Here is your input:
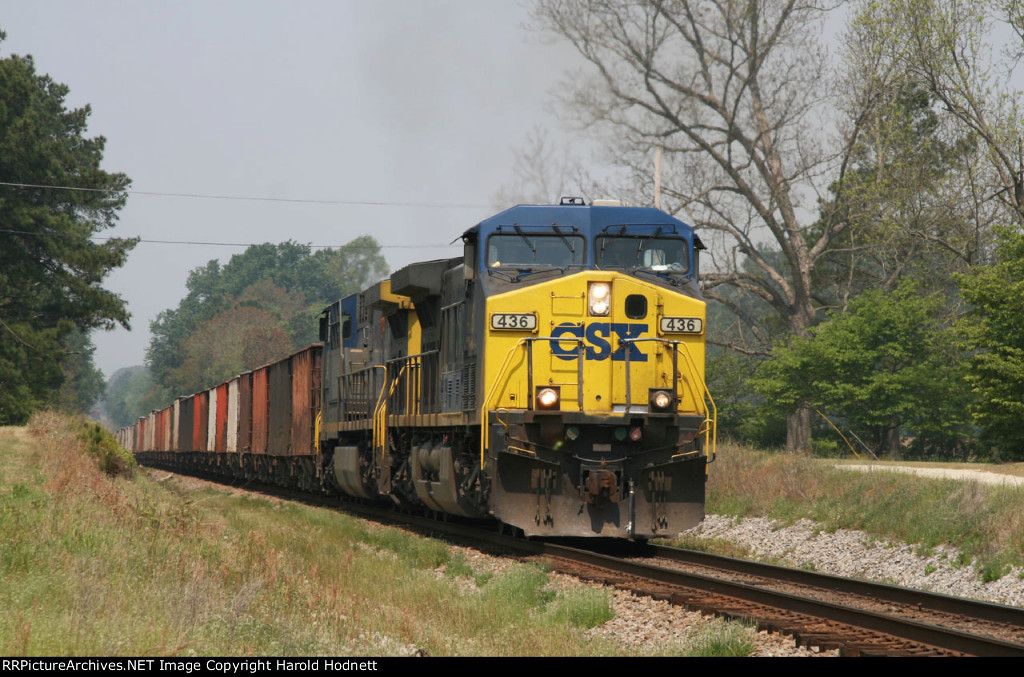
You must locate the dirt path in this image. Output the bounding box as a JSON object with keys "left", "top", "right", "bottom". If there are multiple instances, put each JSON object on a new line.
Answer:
{"left": 839, "top": 464, "right": 1024, "bottom": 486}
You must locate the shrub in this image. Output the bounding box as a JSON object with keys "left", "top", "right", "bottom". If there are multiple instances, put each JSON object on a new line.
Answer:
{"left": 75, "top": 419, "right": 135, "bottom": 477}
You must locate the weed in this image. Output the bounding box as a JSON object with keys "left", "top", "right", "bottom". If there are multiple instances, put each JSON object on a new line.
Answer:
{"left": 364, "top": 527, "right": 450, "bottom": 569}
{"left": 543, "top": 587, "right": 614, "bottom": 628}
{"left": 681, "top": 618, "right": 756, "bottom": 657}
{"left": 980, "top": 560, "right": 1010, "bottom": 583}
{"left": 923, "top": 564, "right": 936, "bottom": 576}
{"left": 480, "top": 566, "right": 553, "bottom": 610}
{"left": 443, "top": 552, "right": 475, "bottom": 580}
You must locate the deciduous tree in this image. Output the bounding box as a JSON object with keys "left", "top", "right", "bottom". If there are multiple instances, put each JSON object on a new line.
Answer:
{"left": 957, "top": 228, "right": 1024, "bottom": 459}
{"left": 147, "top": 239, "right": 388, "bottom": 396}
{"left": 532, "top": 0, "right": 876, "bottom": 449}
{"left": 754, "top": 284, "right": 969, "bottom": 457}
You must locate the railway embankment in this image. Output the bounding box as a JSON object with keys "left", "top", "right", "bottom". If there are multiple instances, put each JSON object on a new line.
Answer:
{"left": 680, "top": 445, "right": 1024, "bottom": 606}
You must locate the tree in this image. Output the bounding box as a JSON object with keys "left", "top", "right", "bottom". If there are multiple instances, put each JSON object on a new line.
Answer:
{"left": 0, "top": 34, "right": 136, "bottom": 424}
{"left": 532, "top": 1, "right": 1017, "bottom": 450}
{"left": 147, "top": 238, "right": 388, "bottom": 396}
{"left": 850, "top": 0, "right": 1024, "bottom": 230}
{"left": 102, "top": 366, "right": 165, "bottom": 430}
{"left": 957, "top": 228, "right": 1024, "bottom": 459}
{"left": 533, "top": 0, "right": 888, "bottom": 449}
{"left": 491, "top": 125, "right": 596, "bottom": 208}
{"left": 52, "top": 328, "right": 106, "bottom": 416}
{"left": 753, "top": 284, "right": 970, "bottom": 457}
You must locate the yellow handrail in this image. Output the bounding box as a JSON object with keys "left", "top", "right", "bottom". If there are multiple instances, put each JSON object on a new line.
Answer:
{"left": 479, "top": 339, "right": 528, "bottom": 467}
{"left": 674, "top": 341, "right": 717, "bottom": 461}
{"left": 370, "top": 365, "right": 388, "bottom": 459}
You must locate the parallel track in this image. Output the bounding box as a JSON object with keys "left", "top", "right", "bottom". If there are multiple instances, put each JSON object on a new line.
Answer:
{"left": 149, "top": 464, "right": 1024, "bottom": 656}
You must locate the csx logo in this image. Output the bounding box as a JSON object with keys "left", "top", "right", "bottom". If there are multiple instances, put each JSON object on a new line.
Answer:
{"left": 551, "top": 322, "right": 648, "bottom": 362}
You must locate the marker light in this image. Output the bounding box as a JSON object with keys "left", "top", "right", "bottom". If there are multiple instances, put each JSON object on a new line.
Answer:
{"left": 629, "top": 426, "right": 643, "bottom": 442}
{"left": 536, "top": 386, "right": 561, "bottom": 410}
{"left": 589, "top": 282, "right": 611, "bottom": 316}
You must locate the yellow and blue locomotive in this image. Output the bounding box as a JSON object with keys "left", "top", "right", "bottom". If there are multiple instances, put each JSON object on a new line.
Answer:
{"left": 319, "top": 198, "right": 715, "bottom": 538}
{"left": 125, "top": 199, "right": 714, "bottom": 539}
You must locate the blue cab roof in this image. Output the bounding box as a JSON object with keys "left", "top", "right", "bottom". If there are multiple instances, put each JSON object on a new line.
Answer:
{"left": 468, "top": 203, "right": 695, "bottom": 239}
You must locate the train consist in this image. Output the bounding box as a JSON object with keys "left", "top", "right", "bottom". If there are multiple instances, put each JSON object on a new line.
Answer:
{"left": 121, "top": 199, "right": 716, "bottom": 539}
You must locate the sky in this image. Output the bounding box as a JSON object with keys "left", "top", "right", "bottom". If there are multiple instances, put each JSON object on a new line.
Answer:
{"left": 2, "top": 1, "right": 584, "bottom": 376}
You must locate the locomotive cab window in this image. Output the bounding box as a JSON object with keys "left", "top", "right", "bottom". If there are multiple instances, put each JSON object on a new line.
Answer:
{"left": 487, "top": 233, "right": 585, "bottom": 269}
{"left": 597, "top": 235, "right": 690, "bottom": 275}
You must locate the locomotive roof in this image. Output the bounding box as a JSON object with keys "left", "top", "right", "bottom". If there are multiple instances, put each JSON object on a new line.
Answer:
{"left": 465, "top": 203, "right": 696, "bottom": 240}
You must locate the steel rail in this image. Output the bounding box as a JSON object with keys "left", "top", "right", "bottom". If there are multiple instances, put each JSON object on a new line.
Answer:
{"left": 646, "top": 544, "right": 1024, "bottom": 630}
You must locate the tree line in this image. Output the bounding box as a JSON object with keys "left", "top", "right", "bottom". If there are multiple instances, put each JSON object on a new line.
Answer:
{"left": 104, "top": 239, "right": 388, "bottom": 429}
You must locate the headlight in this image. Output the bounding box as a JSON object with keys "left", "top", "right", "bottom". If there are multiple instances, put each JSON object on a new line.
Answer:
{"left": 536, "top": 386, "right": 561, "bottom": 410}
{"left": 589, "top": 282, "right": 611, "bottom": 316}
{"left": 649, "top": 389, "right": 674, "bottom": 412}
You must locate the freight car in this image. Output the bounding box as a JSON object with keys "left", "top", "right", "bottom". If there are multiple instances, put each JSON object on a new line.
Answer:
{"left": 124, "top": 199, "right": 716, "bottom": 539}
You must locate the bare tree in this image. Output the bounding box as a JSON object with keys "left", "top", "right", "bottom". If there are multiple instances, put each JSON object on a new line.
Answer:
{"left": 533, "top": 0, "right": 875, "bottom": 450}
{"left": 491, "top": 125, "right": 597, "bottom": 209}
{"left": 872, "top": 0, "right": 1024, "bottom": 228}
{"left": 829, "top": 1, "right": 1004, "bottom": 292}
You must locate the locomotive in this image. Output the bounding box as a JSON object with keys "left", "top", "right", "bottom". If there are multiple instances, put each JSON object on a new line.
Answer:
{"left": 124, "top": 199, "right": 716, "bottom": 539}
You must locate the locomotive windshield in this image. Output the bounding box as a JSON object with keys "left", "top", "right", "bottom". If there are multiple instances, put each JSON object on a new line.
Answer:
{"left": 596, "top": 235, "right": 690, "bottom": 275}
{"left": 487, "top": 232, "right": 585, "bottom": 269}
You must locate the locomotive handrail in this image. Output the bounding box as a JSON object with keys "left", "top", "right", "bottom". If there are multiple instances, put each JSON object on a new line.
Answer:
{"left": 618, "top": 337, "right": 717, "bottom": 461}
{"left": 384, "top": 349, "right": 439, "bottom": 365}
{"left": 480, "top": 336, "right": 588, "bottom": 466}
{"left": 385, "top": 350, "right": 440, "bottom": 419}
{"left": 675, "top": 340, "right": 717, "bottom": 461}
{"left": 340, "top": 363, "right": 375, "bottom": 422}
{"left": 480, "top": 338, "right": 528, "bottom": 466}
{"left": 371, "top": 364, "right": 389, "bottom": 460}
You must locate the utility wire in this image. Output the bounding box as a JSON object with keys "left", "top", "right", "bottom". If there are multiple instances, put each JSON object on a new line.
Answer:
{"left": 0, "top": 181, "right": 490, "bottom": 210}
{"left": 0, "top": 228, "right": 458, "bottom": 249}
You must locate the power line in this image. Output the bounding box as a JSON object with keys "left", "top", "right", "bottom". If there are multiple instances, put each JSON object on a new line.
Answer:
{"left": 0, "top": 228, "right": 459, "bottom": 250}
{"left": 0, "top": 180, "right": 490, "bottom": 210}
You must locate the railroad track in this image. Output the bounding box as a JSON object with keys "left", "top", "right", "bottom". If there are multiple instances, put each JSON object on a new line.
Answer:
{"left": 524, "top": 540, "right": 1024, "bottom": 656}
{"left": 150, "top": 465, "right": 1024, "bottom": 656}
{"left": 341, "top": 506, "right": 1024, "bottom": 656}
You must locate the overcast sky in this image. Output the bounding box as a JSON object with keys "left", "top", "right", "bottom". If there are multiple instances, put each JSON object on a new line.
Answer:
{"left": 3, "top": 1, "right": 584, "bottom": 376}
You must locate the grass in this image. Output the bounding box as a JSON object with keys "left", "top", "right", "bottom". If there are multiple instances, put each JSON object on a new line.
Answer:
{"left": 0, "top": 413, "right": 750, "bottom": 657}
{"left": 678, "top": 618, "right": 757, "bottom": 657}
{"left": 694, "top": 441, "right": 1024, "bottom": 577}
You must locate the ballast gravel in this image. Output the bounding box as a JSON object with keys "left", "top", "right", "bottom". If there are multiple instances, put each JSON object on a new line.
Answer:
{"left": 575, "top": 509, "right": 1024, "bottom": 657}
{"left": 687, "top": 514, "right": 1024, "bottom": 608}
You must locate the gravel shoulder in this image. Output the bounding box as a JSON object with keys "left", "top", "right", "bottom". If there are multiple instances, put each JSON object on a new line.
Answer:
{"left": 686, "top": 512, "right": 1024, "bottom": 608}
